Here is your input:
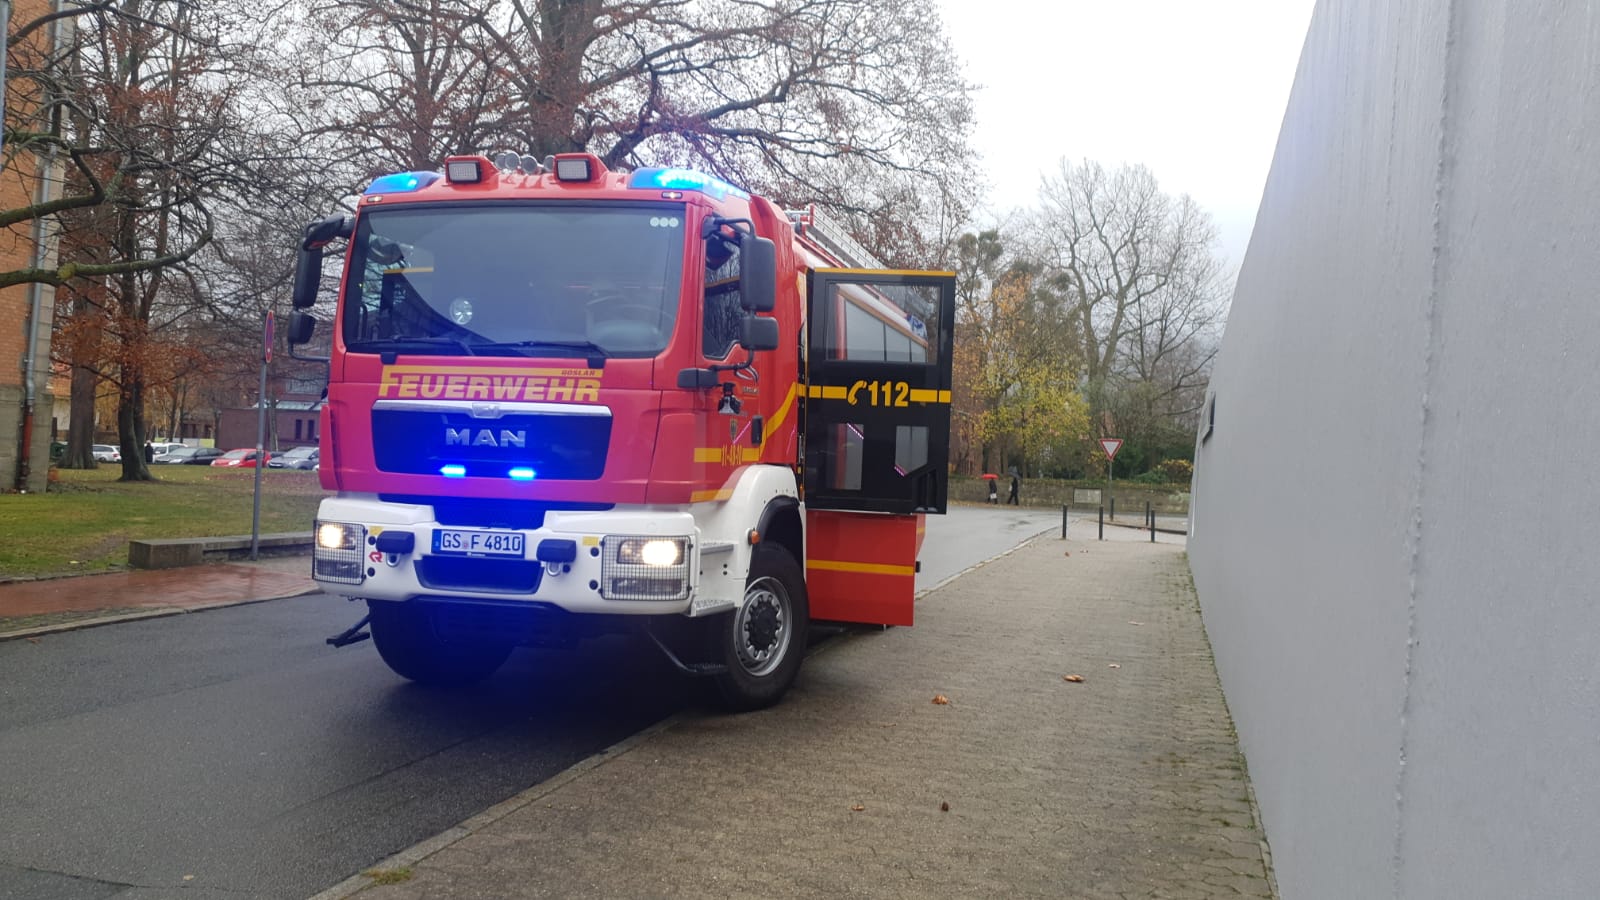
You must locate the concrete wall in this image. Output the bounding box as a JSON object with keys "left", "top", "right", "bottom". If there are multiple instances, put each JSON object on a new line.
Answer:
{"left": 1189, "top": 2, "right": 1600, "bottom": 897}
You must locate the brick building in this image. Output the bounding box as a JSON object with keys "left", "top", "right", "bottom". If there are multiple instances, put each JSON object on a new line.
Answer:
{"left": 1, "top": 0, "right": 62, "bottom": 492}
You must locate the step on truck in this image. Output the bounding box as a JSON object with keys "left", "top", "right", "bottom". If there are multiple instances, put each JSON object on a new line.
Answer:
{"left": 288, "top": 153, "right": 955, "bottom": 709}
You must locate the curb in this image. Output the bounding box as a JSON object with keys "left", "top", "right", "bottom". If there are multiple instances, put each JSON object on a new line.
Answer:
{"left": 0, "top": 585, "right": 322, "bottom": 643}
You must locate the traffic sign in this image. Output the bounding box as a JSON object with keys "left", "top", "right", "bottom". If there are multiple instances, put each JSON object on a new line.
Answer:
{"left": 1099, "top": 438, "right": 1123, "bottom": 460}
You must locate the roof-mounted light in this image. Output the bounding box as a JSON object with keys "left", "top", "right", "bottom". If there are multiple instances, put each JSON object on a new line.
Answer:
{"left": 627, "top": 167, "right": 749, "bottom": 200}
{"left": 552, "top": 152, "right": 607, "bottom": 183}
{"left": 444, "top": 157, "right": 485, "bottom": 184}
{"left": 363, "top": 171, "right": 441, "bottom": 195}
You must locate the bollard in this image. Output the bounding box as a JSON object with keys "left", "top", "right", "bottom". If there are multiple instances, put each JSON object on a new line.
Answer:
{"left": 1098, "top": 505, "right": 1104, "bottom": 541}
{"left": 1149, "top": 503, "right": 1156, "bottom": 542}
{"left": 1062, "top": 504, "right": 1069, "bottom": 539}
{"left": 1110, "top": 496, "right": 1116, "bottom": 522}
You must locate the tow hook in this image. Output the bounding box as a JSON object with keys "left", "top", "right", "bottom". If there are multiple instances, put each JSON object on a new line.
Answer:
{"left": 326, "top": 614, "right": 371, "bottom": 648}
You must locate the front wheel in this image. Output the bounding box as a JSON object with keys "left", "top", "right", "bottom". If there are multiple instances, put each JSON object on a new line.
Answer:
{"left": 709, "top": 544, "right": 809, "bottom": 711}
{"left": 367, "top": 600, "right": 513, "bottom": 687}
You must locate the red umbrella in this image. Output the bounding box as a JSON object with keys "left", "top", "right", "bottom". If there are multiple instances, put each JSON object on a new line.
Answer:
{"left": 981, "top": 473, "right": 999, "bottom": 479}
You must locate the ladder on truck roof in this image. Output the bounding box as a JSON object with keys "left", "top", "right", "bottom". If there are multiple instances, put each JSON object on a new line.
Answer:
{"left": 786, "top": 206, "right": 886, "bottom": 270}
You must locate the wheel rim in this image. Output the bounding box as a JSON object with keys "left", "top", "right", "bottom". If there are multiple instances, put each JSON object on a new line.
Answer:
{"left": 734, "top": 576, "right": 791, "bottom": 677}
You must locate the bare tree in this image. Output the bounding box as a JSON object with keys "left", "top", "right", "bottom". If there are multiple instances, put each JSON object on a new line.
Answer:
{"left": 1032, "top": 159, "right": 1227, "bottom": 459}
{"left": 279, "top": 0, "right": 978, "bottom": 262}
{"left": 33, "top": 1, "right": 279, "bottom": 477}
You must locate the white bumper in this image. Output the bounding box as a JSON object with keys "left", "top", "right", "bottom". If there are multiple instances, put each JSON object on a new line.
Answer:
{"left": 311, "top": 495, "right": 719, "bottom": 616}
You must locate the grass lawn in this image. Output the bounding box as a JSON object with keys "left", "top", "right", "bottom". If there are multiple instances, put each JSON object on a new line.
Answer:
{"left": 0, "top": 466, "right": 327, "bottom": 579}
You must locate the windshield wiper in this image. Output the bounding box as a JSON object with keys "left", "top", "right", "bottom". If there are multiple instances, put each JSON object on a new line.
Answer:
{"left": 471, "top": 340, "right": 609, "bottom": 359}
{"left": 346, "top": 337, "right": 477, "bottom": 356}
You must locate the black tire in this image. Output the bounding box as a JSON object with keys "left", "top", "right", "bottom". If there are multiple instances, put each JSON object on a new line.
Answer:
{"left": 709, "top": 543, "right": 809, "bottom": 711}
{"left": 367, "top": 600, "right": 513, "bottom": 687}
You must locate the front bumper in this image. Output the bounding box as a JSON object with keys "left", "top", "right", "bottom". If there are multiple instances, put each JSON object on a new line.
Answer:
{"left": 311, "top": 496, "right": 701, "bottom": 616}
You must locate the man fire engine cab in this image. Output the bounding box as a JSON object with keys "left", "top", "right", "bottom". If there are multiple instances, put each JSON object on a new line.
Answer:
{"left": 288, "top": 152, "right": 955, "bottom": 709}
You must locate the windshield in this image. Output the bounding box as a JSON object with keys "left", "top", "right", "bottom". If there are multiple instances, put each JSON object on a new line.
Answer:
{"left": 221, "top": 450, "right": 253, "bottom": 460}
{"left": 283, "top": 447, "right": 316, "bottom": 458}
{"left": 340, "top": 203, "right": 685, "bottom": 358}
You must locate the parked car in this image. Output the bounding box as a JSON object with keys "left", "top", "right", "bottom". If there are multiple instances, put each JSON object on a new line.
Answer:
{"left": 150, "top": 442, "right": 187, "bottom": 455}
{"left": 92, "top": 444, "right": 121, "bottom": 463}
{"left": 153, "top": 446, "right": 225, "bottom": 465}
{"left": 267, "top": 446, "right": 319, "bottom": 470}
{"left": 210, "top": 449, "right": 270, "bottom": 468}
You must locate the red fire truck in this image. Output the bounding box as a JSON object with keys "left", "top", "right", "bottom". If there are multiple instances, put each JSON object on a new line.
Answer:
{"left": 288, "top": 152, "right": 954, "bottom": 709}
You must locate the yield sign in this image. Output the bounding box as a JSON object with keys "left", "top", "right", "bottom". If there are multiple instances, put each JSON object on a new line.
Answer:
{"left": 1099, "top": 438, "right": 1123, "bottom": 460}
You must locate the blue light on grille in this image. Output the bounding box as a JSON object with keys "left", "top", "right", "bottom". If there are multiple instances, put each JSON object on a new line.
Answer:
{"left": 364, "top": 171, "right": 442, "bottom": 195}
{"left": 439, "top": 464, "right": 467, "bottom": 477}
{"left": 627, "top": 167, "right": 749, "bottom": 200}
{"left": 507, "top": 467, "right": 536, "bottom": 481}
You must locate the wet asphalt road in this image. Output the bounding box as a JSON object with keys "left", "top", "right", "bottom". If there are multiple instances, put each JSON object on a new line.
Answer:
{"left": 0, "top": 506, "right": 1060, "bottom": 900}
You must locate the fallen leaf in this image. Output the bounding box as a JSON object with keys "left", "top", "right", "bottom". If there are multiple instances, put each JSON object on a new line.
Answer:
{"left": 940, "top": 801, "right": 950, "bottom": 812}
{"left": 1063, "top": 674, "right": 1085, "bottom": 683}
{"left": 931, "top": 694, "right": 950, "bottom": 705}
{"left": 851, "top": 804, "right": 865, "bottom": 812}
{"left": 25, "top": 638, "right": 40, "bottom": 645}
{"left": 1062, "top": 551, "right": 1071, "bottom": 556}
{"left": 1107, "top": 663, "right": 1120, "bottom": 669}
{"left": 183, "top": 875, "right": 195, "bottom": 882}
{"left": 1128, "top": 621, "right": 1144, "bottom": 626}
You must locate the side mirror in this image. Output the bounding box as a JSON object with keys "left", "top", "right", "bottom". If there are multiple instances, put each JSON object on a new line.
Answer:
{"left": 738, "top": 234, "right": 776, "bottom": 312}
{"left": 677, "top": 367, "right": 719, "bottom": 389}
{"left": 739, "top": 315, "right": 779, "bottom": 351}
{"left": 287, "top": 311, "right": 317, "bottom": 346}
{"left": 291, "top": 246, "right": 323, "bottom": 309}
{"left": 292, "top": 215, "right": 352, "bottom": 310}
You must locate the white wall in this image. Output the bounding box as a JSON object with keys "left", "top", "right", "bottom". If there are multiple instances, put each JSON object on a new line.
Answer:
{"left": 1190, "top": 2, "right": 1600, "bottom": 897}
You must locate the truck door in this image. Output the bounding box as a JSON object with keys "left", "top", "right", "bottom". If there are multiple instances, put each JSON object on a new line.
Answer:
{"left": 802, "top": 269, "right": 956, "bottom": 626}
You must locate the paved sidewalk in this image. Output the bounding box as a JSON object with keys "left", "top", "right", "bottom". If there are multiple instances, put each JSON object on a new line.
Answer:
{"left": 323, "top": 523, "right": 1274, "bottom": 900}
{"left": 0, "top": 556, "right": 315, "bottom": 638}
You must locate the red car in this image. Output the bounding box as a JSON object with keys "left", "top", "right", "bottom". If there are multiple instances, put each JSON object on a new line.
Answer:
{"left": 210, "top": 448, "right": 271, "bottom": 468}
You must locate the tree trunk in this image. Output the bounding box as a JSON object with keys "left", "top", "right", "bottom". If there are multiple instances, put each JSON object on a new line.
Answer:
{"left": 63, "top": 362, "right": 99, "bottom": 469}
{"left": 116, "top": 375, "right": 152, "bottom": 481}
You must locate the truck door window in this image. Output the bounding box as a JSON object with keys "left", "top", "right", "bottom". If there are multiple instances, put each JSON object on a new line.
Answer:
{"left": 702, "top": 240, "right": 742, "bottom": 359}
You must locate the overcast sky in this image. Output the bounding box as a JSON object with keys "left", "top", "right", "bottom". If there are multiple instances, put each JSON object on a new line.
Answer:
{"left": 934, "top": 0, "right": 1317, "bottom": 271}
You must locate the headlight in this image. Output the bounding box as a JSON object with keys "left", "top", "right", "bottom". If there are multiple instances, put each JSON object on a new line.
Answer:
{"left": 615, "top": 538, "right": 683, "bottom": 567}
{"left": 318, "top": 522, "right": 359, "bottom": 550}
{"left": 602, "top": 535, "right": 692, "bottom": 601}
{"left": 313, "top": 520, "right": 365, "bottom": 585}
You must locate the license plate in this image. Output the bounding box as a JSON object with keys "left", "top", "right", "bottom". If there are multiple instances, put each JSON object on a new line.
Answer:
{"left": 431, "top": 528, "right": 526, "bottom": 558}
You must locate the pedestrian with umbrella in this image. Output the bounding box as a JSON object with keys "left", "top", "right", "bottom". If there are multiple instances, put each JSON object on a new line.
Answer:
{"left": 983, "top": 473, "right": 999, "bottom": 503}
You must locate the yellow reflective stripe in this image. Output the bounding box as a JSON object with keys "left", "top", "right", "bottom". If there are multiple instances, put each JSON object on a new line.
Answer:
{"left": 807, "top": 385, "right": 848, "bottom": 400}
{"left": 764, "top": 384, "right": 799, "bottom": 436}
{"left": 690, "top": 488, "right": 734, "bottom": 503}
{"left": 693, "top": 447, "right": 723, "bottom": 463}
{"left": 940, "top": 390, "right": 951, "bottom": 403}
{"left": 813, "top": 268, "right": 956, "bottom": 278}
{"left": 806, "top": 559, "right": 916, "bottom": 577}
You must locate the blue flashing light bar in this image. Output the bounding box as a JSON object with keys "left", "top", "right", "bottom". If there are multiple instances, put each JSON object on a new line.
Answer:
{"left": 507, "top": 467, "right": 537, "bottom": 481}
{"left": 439, "top": 464, "right": 467, "bottom": 478}
{"left": 364, "top": 171, "right": 443, "bottom": 195}
{"left": 628, "top": 167, "right": 750, "bottom": 200}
